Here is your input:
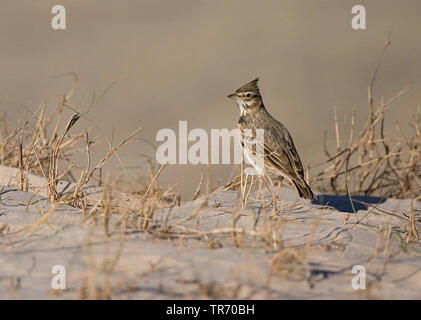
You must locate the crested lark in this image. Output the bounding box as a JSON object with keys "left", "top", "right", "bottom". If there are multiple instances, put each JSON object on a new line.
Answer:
{"left": 227, "top": 78, "right": 316, "bottom": 200}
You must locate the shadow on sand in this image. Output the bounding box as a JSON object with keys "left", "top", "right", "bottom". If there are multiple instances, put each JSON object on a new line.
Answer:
{"left": 312, "top": 194, "right": 387, "bottom": 213}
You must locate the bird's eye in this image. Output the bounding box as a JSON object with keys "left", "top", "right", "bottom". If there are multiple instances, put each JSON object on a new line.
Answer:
{"left": 246, "top": 93, "right": 251, "bottom": 98}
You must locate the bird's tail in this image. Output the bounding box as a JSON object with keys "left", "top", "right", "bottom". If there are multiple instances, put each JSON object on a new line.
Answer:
{"left": 292, "top": 178, "right": 317, "bottom": 200}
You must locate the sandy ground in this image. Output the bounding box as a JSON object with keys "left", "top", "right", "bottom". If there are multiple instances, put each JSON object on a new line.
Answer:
{"left": 0, "top": 165, "right": 420, "bottom": 299}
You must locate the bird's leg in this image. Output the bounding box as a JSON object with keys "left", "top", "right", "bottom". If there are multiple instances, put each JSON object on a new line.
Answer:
{"left": 256, "top": 174, "right": 266, "bottom": 213}
{"left": 240, "top": 156, "right": 245, "bottom": 210}
{"left": 257, "top": 174, "right": 263, "bottom": 199}
{"left": 274, "top": 177, "right": 282, "bottom": 208}
{"left": 244, "top": 174, "right": 258, "bottom": 208}
{"left": 262, "top": 173, "right": 277, "bottom": 208}
{"left": 266, "top": 173, "right": 274, "bottom": 187}
{"left": 241, "top": 172, "right": 250, "bottom": 210}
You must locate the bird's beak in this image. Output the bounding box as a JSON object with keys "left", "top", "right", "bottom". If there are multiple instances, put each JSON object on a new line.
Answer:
{"left": 227, "top": 93, "right": 236, "bottom": 100}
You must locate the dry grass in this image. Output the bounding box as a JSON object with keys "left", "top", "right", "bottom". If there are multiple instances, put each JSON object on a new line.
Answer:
{"left": 310, "top": 37, "right": 421, "bottom": 200}
{"left": 0, "top": 76, "right": 142, "bottom": 206}
{"left": 1, "top": 39, "right": 420, "bottom": 299}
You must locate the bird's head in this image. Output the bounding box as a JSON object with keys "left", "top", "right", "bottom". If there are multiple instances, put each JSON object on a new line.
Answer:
{"left": 227, "top": 78, "right": 263, "bottom": 115}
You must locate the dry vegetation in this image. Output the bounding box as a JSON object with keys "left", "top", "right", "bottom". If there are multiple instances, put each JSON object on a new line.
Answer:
{"left": 310, "top": 38, "right": 421, "bottom": 201}
{"left": 1, "top": 40, "right": 419, "bottom": 206}
{"left": 0, "top": 39, "right": 420, "bottom": 299}
{"left": 0, "top": 75, "right": 142, "bottom": 206}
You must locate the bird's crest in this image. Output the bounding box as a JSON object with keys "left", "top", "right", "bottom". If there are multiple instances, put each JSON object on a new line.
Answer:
{"left": 236, "top": 78, "right": 260, "bottom": 94}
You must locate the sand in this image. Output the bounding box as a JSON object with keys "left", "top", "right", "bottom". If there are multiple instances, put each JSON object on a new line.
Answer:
{"left": 0, "top": 165, "right": 420, "bottom": 299}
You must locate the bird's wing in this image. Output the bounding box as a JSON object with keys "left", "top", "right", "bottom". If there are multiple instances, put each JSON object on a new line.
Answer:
{"left": 263, "top": 124, "right": 305, "bottom": 180}
{"left": 238, "top": 122, "right": 306, "bottom": 180}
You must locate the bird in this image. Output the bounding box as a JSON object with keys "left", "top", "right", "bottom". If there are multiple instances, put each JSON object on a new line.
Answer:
{"left": 227, "top": 77, "right": 316, "bottom": 200}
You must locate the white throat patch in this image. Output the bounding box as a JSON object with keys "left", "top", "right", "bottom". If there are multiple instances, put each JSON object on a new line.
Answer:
{"left": 237, "top": 101, "right": 245, "bottom": 115}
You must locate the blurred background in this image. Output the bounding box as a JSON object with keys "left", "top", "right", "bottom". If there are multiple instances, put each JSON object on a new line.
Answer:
{"left": 1, "top": 0, "right": 421, "bottom": 200}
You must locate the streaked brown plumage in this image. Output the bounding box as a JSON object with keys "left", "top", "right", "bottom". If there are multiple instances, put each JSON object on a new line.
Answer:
{"left": 228, "top": 78, "right": 316, "bottom": 200}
